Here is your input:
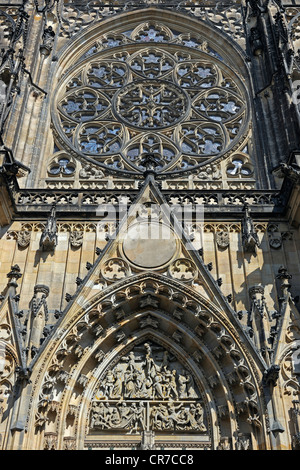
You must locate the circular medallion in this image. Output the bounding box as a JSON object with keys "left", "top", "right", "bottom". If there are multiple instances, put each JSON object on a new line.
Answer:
{"left": 113, "top": 79, "right": 189, "bottom": 129}
{"left": 122, "top": 221, "right": 177, "bottom": 268}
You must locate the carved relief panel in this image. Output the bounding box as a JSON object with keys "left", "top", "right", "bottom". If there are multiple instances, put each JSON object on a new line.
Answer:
{"left": 89, "top": 341, "right": 208, "bottom": 437}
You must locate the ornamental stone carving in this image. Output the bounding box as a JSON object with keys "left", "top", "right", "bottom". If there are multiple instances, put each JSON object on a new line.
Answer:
{"left": 241, "top": 204, "right": 260, "bottom": 253}
{"left": 40, "top": 204, "right": 57, "bottom": 251}
{"left": 69, "top": 230, "right": 83, "bottom": 248}
{"left": 90, "top": 341, "right": 207, "bottom": 435}
{"left": 216, "top": 230, "right": 230, "bottom": 249}
{"left": 0, "top": 323, "right": 11, "bottom": 341}
{"left": 101, "top": 258, "right": 130, "bottom": 281}
{"left": 168, "top": 258, "right": 197, "bottom": 282}
{"left": 16, "top": 230, "right": 31, "bottom": 248}
{"left": 0, "top": 349, "right": 14, "bottom": 379}
{"left": 139, "top": 315, "right": 159, "bottom": 329}
{"left": 52, "top": 20, "right": 249, "bottom": 175}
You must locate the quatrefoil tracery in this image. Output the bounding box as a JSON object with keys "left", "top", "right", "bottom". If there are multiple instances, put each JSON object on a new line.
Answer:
{"left": 54, "top": 28, "right": 250, "bottom": 174}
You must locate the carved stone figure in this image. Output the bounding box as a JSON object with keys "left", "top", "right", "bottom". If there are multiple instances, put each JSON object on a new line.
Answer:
{"left": 127, "top": 402, "right": 146, "bottom": 434}
{"left": 103, "top": 369, "right": 115, "bottom": 398}
{"left": 90, "top": 400, "right": 147, "bottom": 432}
{"left": 139, "top": 315, "right": 159, "bottom": 329}
{"left": 196, "top": 163, "right": 221, "bottom": 180}
{"left": 40, "top": 204, "right": 57, "bottom": 251}
{"left": 40, "top": 26, "right": 55, "bottom": 56}
{"left": 79, "top": 164, "right": 105, "bottom": 179}
{"left": 69, "top": 231, "right": 83, "bottom": 248}
{"left": 150, "top": 401, "right": 207, "bottom": 432}
{"left": 241, "top": 204, "right": 260, "bottom": 253}
{"left": 90, "top": 341, "right": 206, "bottom": 435}
{"left": 216, "top": 230, "right": 229, "bottom": 249}
{"left": 17, "top": 230, "right": 31, "bottom": 248}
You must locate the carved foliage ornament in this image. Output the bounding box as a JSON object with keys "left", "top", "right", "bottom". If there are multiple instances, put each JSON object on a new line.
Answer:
{"left": 17, "top": 230, "right": 31, "bottom": 248}
{"left": 69, "top": 230, "right": 83, "bottom": 248}
{"left": 53, "top": 21, "right": 249, "bottom": 176}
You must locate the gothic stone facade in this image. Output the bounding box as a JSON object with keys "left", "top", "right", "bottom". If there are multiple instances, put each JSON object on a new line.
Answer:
{"left": 1, "top": 0, "right": 300, "bottom": 451}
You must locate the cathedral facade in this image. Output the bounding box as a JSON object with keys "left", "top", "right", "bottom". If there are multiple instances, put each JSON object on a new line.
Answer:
{"left": 1, "top": 0, "right": 300, "bottom": 451}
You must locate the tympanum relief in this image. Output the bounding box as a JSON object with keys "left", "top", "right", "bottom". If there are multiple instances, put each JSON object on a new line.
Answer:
{"left": 90, "top": 341, "right": 207, "bottom": 435}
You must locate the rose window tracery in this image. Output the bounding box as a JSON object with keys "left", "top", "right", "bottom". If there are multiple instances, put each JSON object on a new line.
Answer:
{"left": 52, "top": 21, "right": 250, "bottom": 175}
{"left": 77, "top": 122, "right": 123, "bottom": 154}
{"left": 86, "top": 62, "right": 127, "bottom": 88}
{"left": 176, "top": 61, "right": 218, "bottom": 88}
{"left": 126, "top": 133, "right": 178, "bottom": 169}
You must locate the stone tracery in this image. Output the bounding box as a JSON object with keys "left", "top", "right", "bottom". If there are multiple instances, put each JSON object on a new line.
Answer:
{"left": 52, "top": 21, "right": 250, "bottom": 174}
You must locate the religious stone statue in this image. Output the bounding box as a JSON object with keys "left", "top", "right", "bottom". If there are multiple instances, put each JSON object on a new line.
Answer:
{"left": 90, "top": 341, "right": 206, "bottom": 435}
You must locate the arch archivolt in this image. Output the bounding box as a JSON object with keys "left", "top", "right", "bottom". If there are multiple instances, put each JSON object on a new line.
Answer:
{"left": 25, "top": 274, "right": 267, "bottom": 450}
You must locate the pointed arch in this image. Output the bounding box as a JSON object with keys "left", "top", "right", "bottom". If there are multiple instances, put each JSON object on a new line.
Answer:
{"left": 44, "top": 5, "right": 254, "bottom": 182}
{"left": 25, "top": 273, "right": 269, "bottom": 450}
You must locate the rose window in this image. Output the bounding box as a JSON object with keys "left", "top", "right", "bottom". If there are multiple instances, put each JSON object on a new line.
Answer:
{"left": 52, "top": 22, "right": 250, "bottom": 175}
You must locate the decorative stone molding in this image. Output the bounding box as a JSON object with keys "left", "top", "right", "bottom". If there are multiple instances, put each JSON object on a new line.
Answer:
{"left": 101, "top": 258, "right": 130, "bottom": 282}
{"left": 44, "top": 432, "right": 58, "bottom": 450}
{"left": 16, "top": 230, "right": 31, "bottom": 248}
{"left": 168, "top": 258, "right": 197, "bottom": 283}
